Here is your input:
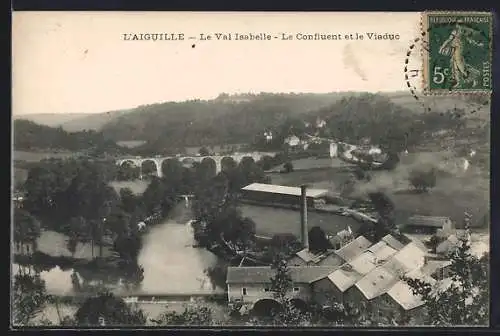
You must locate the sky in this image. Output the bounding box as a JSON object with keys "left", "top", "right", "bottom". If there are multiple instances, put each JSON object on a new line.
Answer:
{"left": 12, "top": 12, "right": 421, "bottom": 115}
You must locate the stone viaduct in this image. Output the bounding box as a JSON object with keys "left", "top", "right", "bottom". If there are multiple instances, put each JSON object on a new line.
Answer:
{"left": 115, "top": 152, "right": 276, "bottom": 178}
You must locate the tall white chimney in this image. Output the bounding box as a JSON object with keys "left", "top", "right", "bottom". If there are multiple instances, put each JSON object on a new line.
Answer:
{"left": 300, "top": 185, "right": 309, "bottom": 250}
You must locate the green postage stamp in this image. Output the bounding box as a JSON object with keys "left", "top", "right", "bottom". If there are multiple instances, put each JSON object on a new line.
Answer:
{"left": 422, "top": 11, "right": 493, "bottom": 94}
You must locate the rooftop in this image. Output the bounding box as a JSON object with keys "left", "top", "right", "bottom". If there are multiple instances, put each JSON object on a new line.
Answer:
{"left": 367, "top": 241, "right": 399, "bottom": 262}
{"left": 335, "top": 236, "right": 372, "bottom": 262}
{"left": 226, "top": 266, "right": 335, "bottom": 285}
{"left": 355, "top": 266, "right": 398, "bottom": 300}
{"left": 327, "top": 264, "right": 363, "bottom": 292}
{"left": 420, "top": 260, "right": 452, "bottom": 277}
{"left": 294, "top": 249, "right": 343, "bottom": 267}
{"left": 295, "top": 249, "right": 320, "bottom": 263}
{"left": 384, "top": 242, "right": 426, "bottom": 275}
{"left": 407, "top": 215, "right": 452, "bottom": 228}
{"left": 242, "top": 183, "right": 329, "bottom": 198}
{"left": 349, "top": 251, "right": 381, "bottom": 275}
{"left": 381, "top": 234, "right": 406, "bottom": 251}
{"left": 387, "top": 280, "right": 425, "bottom": 311}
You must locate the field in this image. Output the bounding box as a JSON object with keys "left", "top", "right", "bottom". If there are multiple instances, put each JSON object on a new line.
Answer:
{"left": 268, "top": 152, "right": 489, "bottom": 230}
{"left": 240, "top": 204, "right": 361, "bottom": 238}
{"left": 109, "top": 180, "right": 150, "bottom": 195}
{"left": 116, "top": 140, "right": 147, "bottom": 148}
{"left": 267, "top": 157, "right": 353, "bottom": 173}
{"left": 13, "top": 150, "right": 79, "bottom": 162}
{"left": 270, "top": 166, "right": 353, "bottom": 191}
{"left": 13, "top": 167, "right": 29, "bottom": 187}
{"left": 15, "top": 230, "right": 113, "bottom": 260}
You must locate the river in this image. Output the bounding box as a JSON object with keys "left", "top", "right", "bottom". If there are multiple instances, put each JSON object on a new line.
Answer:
{"left": 13, "top": 203, "right": 225, "bottom": 324}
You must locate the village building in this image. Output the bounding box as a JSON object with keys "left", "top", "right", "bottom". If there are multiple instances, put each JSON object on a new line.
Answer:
{"left": 12, "top": 191, "right": 26, "bottom": 209}
{"left": 284, "top": 135, "right": 303, "bottom": 150}
{"left": 227, "top": 232, "right": 454, "bottom": 324}
{"left": 226, "top": 266, "right": 333, "bottom": 312}
{"left": 241, "top": 183, "right": 329, "bottom": 208}
{"left": 288, "top": 249, "right": 345, "bottom": 267}
{"left": 435, "top": 230, "right": 489, "bottom": 259}
{"left": 403, "top": 215, "right": 454, "bottom": 235}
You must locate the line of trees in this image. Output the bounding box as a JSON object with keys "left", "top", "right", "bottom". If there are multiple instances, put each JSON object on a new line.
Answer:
{"left": 13, "top": 120, "right": 125, "bottom": 156}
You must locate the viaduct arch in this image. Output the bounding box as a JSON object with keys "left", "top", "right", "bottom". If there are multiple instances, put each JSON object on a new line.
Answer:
{"left": 115, "top": 152, "right": 275, "bottom": 178}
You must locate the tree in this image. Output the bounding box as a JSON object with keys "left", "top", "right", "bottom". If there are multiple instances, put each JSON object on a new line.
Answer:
{"left": 106, "top": 208, "right": 132, "bottom": 240}
{"left": 204, "top": 260, "right": 228, "bottom": 290}
{"left": 74, "top": 292, "right": 147, "bottom": 326}
{"left": 366, "top": 191, "right": 397, "bottom": 242}
{"left": 151, "top": 305, "right": 214, "bottom": 326}
{"left": 269, "top": 233, "right": 302, "bottom": 257}
{"left": 13, "top": 208, "right": 41, "bottom": 255}
{"left": 112, "top": 233, "right": 143, "bottom": 265}
{"left": 12, "top": 273, "right": 50, "bottom": 326}
{"left": 266, "top": 257, "right": 313, "bottom": 326}
{"left": 65, "top": 216, "right": 88, "bottom": 257}
{"left": 427, "top": 235, "right": 447, "bottom": 253}
{"left": 409, "top": 167, "right": 437, "bottom": 192}
{"left": 308, "top": 226, "right": 332, "bottom": 254}
{"left": 283, "top": 161, "right": 294, "bottom": 173}
{"left": 404, "top": 234, "right": 489, "bottom": 326}
{"left": 119, "top": 188, "right": 139, "bottom": 213}
{"left": 199, "top": 147, "right": 210, "bottom": 156}
{"left": 66, "top": 236, "right": 78, "bottom": 257}
{"left": 225, "top": 217, "right": 256, "bottom": 252}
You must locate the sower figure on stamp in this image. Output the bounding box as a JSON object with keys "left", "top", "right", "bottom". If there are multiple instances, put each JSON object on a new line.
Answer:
{"left": 438, "top": 23, "right": 484, "bottom": 88}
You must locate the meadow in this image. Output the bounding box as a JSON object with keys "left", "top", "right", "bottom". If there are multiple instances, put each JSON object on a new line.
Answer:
{"left": 239, "top": 204, "right": 361, "bottom": 238}
{"left": 109, "top": 180, "right": 150, "bottom": 195}
{"left": 268, "top": 152, "right": 489, "bottom": 230}
{"left": 13, "top": 150, "right": 79, "bottom": 162}
{"left": 266, "top": 157, "right": 353, "bottom": 173}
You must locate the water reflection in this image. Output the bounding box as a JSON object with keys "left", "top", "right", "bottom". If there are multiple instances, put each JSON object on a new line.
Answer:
{"left": 137, "top": 219, "right": 220, "bottom": 294}
{"left": 13, "top": 203, "right": 222, "bottom": 296}
{"left": 12, "top": 264, "right": 76, "bottom": 295}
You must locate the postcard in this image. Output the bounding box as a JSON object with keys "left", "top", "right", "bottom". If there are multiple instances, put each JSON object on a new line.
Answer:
{"left": 11, "top": 11, "right": 491, "bottom": 328}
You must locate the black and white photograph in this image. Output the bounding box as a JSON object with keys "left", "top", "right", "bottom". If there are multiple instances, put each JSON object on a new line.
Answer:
{"left": 11, "top": 12, "right": 490, "bottom": 328}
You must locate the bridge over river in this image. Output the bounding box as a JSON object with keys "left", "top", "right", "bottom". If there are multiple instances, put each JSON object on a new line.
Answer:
{"left": 116, "top": 152, "right": 277, "bottom": 177}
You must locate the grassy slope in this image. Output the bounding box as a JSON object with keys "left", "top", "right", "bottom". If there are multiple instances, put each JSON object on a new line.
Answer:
{"left": 269, "top": 154, "right": 489, "bottom": 230}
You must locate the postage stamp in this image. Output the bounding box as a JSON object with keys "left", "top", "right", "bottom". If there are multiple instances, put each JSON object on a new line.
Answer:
{"left": 422, "top": 11, "right": 493, "bottom": 94}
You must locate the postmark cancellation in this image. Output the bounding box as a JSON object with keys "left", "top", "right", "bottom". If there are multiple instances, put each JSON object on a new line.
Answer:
{"left": 421, "top": 11, "right": 493, "bottom": 95}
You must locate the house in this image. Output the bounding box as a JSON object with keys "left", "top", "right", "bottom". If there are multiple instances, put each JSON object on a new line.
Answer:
{"left": 334, "top": 236, "right": 372, "bottom": 262}
{"left": 311, "top": 239, "right": 438, "bottom": 322}
{"left": 436, "top": 231, "right": 489, "bottom": 259}
{"left": 288, "top": 249, "right": 344, "bottom": 267}
{"left": 382, "top": 269, "right": 436, "bottom": 324}
{"left": 241, "top": 183, "right": 329, "bottom": 208}
{"left": 404, "top": 216, "right": 454, "bottom": 235}
{"left": 285, "top": 135, "right": 301, "bottom": 147}
{"left": 13, "top": 192, "right": 26, "bottom": 209}
{"left": 227, "top": 233, "right": 454, "bottom": 324}
{"left": 328, "top": 228, "right": 354, "bottom": 250}
{"left": 226, "top": 266, "right": 333, "bottom": 310}
{"left": 421, "top": 260, "right": 453, "bottom": 280}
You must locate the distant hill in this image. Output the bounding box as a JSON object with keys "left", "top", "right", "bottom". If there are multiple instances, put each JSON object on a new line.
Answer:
{"left": 60, "top": 109, "right": 135, "bottom": 132}
{"left": 13, "top": 113, "right": 89, "bottom": 128}
{"left": 13, "top": 119, "right": 124, "bottom": 154}
{"left": 13, "top": 92, "right": 489, "bottom": 155}
{"left": 99, "top": 92, "right": 350, "bottom": 152}
{"left": 13, "top": 109, "right": 135, "bottom": 132}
